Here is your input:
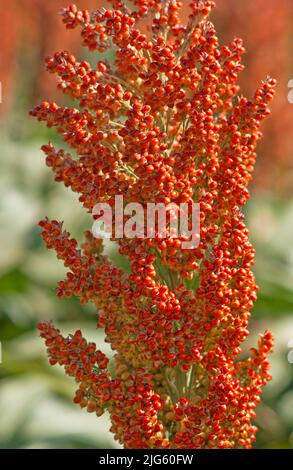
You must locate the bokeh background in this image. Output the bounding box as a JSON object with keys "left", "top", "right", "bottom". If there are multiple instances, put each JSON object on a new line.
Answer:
{"left": 1, "top": 0, "right": 293, "bottom": 449}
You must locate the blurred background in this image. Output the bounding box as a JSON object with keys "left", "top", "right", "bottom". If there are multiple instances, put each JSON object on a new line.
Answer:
{"left": 0, "top": 0, "right": 293, "bottom": 449}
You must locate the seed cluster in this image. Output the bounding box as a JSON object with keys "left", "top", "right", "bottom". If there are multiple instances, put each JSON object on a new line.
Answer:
{"left": 32, "top": 1, "right": 275, "bottom": 448}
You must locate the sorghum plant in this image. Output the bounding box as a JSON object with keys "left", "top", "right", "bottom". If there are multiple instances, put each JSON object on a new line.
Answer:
{"left": 31, "top": 1, "right": 275, "bottom": 449}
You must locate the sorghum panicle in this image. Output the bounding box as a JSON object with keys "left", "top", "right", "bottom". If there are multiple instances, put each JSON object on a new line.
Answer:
{"left": 32, "top": 0, "right": 275, "bottom": 449}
